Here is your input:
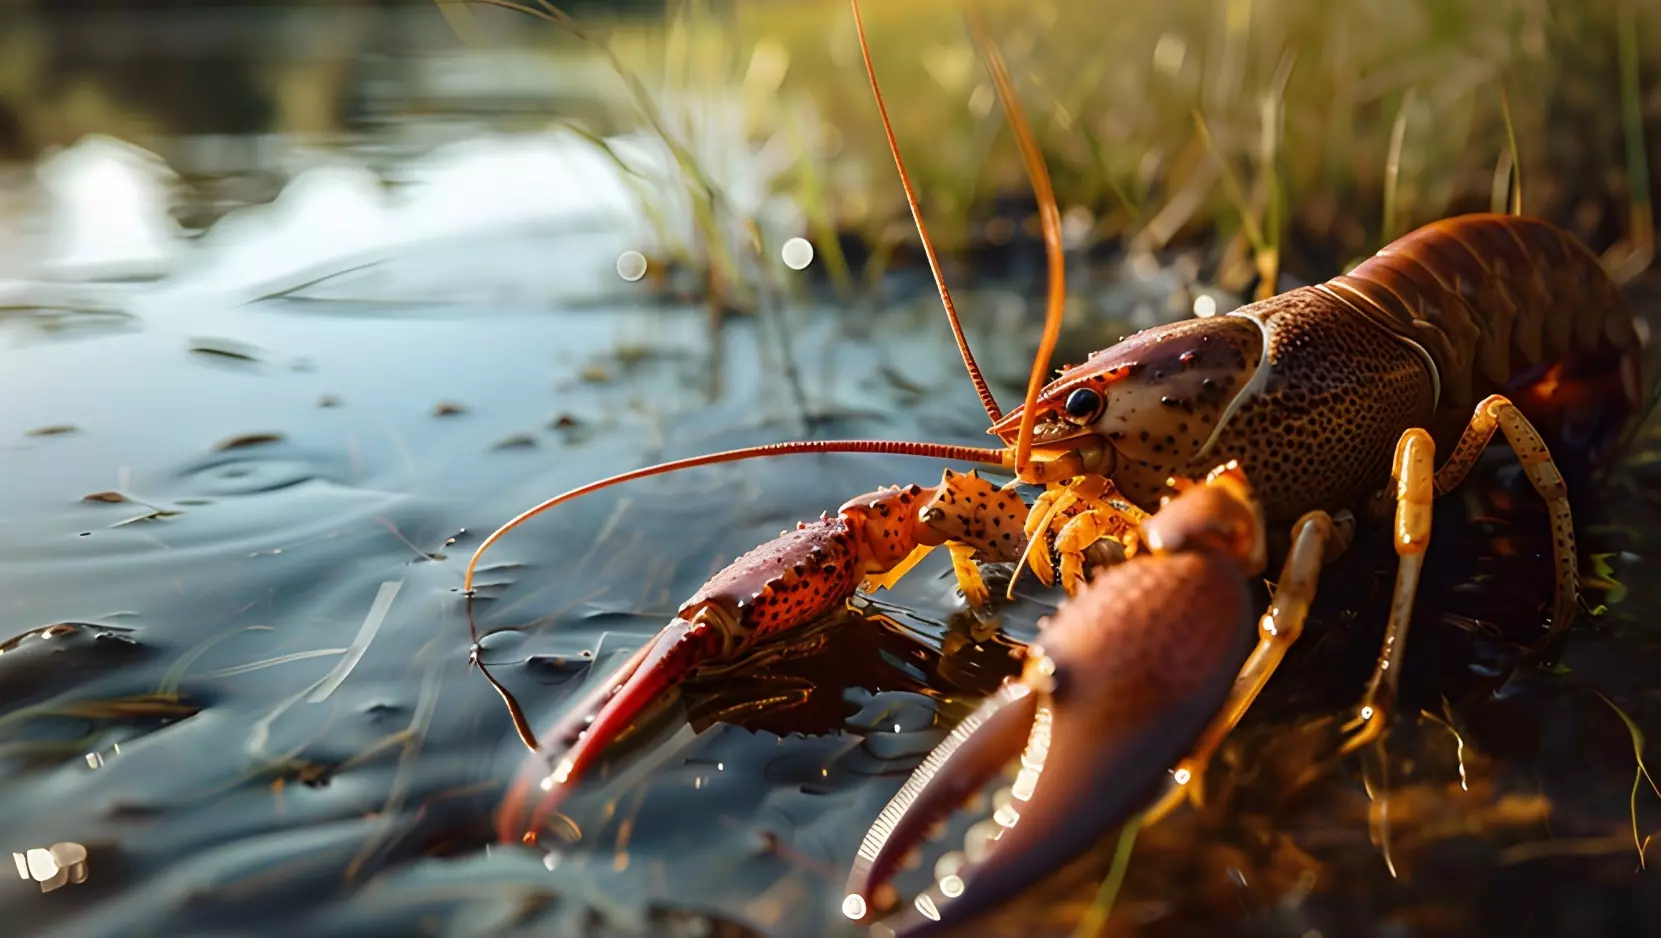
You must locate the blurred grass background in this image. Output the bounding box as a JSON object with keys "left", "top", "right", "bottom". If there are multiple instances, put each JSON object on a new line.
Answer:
{"left": 0, "top": 0, "right": 1655, "bottom": 290}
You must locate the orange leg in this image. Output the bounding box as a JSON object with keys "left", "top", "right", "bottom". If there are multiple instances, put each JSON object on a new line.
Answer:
{"left": 1340, "top": 429, "right": 1435, "bottom": 754}
{"left": 864, "top": 541, "right": 995, "bottom": 609}
{"left": 1427, "top": 393, "right": 1579, "bottom": 646}
{"left": 1011, "top": 477, "right": 1146, "bottom": 598}
{"left": 1014, "top": 481, "right": 1091, "bottom": 592}
{"left": 947, "top": 542, "right": 991, "bottom": 606}
{"left": 1052, "top": 507, "right": 1145, "bottom": 594}
{"left": 1340, "top": 396, "right": 1576, "bottom": 754}
{"left": 1144, "top": 508, "right": 1352, "bottom": 822}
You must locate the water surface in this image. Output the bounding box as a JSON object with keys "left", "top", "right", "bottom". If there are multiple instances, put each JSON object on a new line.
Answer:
{"left": 3, "top": 135, "right": 1661, "bottom": 938}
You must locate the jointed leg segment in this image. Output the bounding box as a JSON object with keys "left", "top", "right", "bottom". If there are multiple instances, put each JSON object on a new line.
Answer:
{"left": 1341, "top": 394, "right": 1576, "bottom": 754}
{"left": 1429, "top": 393, "right": 1579, "bottom": 644}
{"left": 1144, "top": 508, "right": 1352, "bottom": 823}
{"left": 947, "top": 542, "right": 991, "bottom": 607}
{"left": 1012, "top": 476, "right": 1147, "bottom": 598}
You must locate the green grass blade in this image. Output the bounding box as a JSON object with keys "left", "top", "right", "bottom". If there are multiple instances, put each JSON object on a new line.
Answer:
{"left": 1382, "top": 86, "right": 1418, "bottom": 244}
{"left": 1614, "top": 0, "right": 1653, "bottom": 280}
{"left": 1499, "top": 85, "right": 1523, "bottom": 215}
{"left": 1597, "top": 692, "right": 1661, "bottom": 868}
{"left": 1069, "top": 814, "right": 1144, "bottom": 938}
{"left": 1193, "top": 109, "right": 1267, "bottom": 256}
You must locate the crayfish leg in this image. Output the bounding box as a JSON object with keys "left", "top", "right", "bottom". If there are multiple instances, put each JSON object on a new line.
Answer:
{"left": 1052, "top": 507, "right": 1141, "bottom": 596}
{"left": 1428, "top": 394, "right": 1579, "bottom": 649}
{"left": 1144, "top": 508, "right": 1350, "bottom": 822}
{"left": 861, "top": 542, "right": 937, "bottom": 593}
{"left": 946, "top": 543, "right": 991, "bottom": 606}
{"left": 1011, "top": 481, "right": 1094, "bottom": 597}
{"left": 1011, "top": 478, "right": 1146, "bottom": 600}
{"left": 1342, "top": 429, "right": 1436, "bottom": 754}
{"left": 1344, "top": 397, "right": 1576, "bottom": 754}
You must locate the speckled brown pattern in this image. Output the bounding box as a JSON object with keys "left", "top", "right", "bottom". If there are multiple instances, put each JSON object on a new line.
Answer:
{"left": 687, "top": 517, "right": 864, "bottom": 650}
{"left": 989, "top": 316, "right": 1266, "bottom": 509}
{"left": 986, "top": 214, "right": 1641, "bottom": 528}
{"left": 688, "top": 473, "right": 1035, "bottom": 652}
{"left": 913, "top": 468, "right": 1030, "bottom": 565}
{"left": 1199, "top": 295, "right": 1437, "bottom": 521}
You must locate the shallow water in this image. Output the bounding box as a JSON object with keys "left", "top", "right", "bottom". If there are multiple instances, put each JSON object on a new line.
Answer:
{"left": 4, "top": 124, "right": 1661, "bottom": 938}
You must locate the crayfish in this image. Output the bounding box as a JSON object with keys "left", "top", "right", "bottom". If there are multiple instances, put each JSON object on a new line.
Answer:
{"left": 460, "top": 0, "right": 1650, "bottom": 931}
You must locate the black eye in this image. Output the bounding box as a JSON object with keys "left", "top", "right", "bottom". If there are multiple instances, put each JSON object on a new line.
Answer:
{"left": 1063, "top": 388, "right": 1101, "bottom": 420}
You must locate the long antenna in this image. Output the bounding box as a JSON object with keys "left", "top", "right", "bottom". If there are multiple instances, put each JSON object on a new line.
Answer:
{"left": 850, "top": 0, "right": 1004, "bottom": 425}
{"left": 967, "top": 7, "right": 1066, "bottom": 478}
{"left": 461, "top": 439, "right": 1010, "bottom": 592}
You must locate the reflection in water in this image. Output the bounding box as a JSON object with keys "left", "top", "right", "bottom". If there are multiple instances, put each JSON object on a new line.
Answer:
{"left": 0, "top": 68, "right": 1658, "bottom": 938}
{"left": 33, "top": 136, "right": 181, "bottom": 282}
{"left": 8, "top": 77, "right": 809, "bottom": 321}
{"left": 0, "top": 623, "right": 148, "bottom": 710}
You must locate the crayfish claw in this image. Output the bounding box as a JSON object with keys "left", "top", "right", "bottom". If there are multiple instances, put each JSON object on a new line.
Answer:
{"left": 1058, "top": 551, "right": 1089, "bottom": 596}
{"left": 496, "top": 613, "right": 722, "bottom": 844}
{"left": 844, "top": 682, "right": 1039, "bottom": 922}
{"left": 854, "top": 505, "right": 1258, "bottom": 935}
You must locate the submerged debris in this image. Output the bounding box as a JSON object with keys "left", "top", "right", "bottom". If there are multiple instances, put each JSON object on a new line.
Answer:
{"left": 212, "top": 432, "right": 285, "bottom": 452}
{"left": 187, "top": 338, "right": 268, "bottom": 363}
{"left": 0, "top": 622, "right": 147, "bottom": 709}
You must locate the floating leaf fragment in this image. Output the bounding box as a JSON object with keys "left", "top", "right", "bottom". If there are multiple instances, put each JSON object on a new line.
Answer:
{"left": 213, "top": 432, "right": 284, "bottom": 452}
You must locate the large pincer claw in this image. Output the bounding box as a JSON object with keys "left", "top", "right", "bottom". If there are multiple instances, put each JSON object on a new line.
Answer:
{"left": 496, "top": 517, "right": 866, "bottom": 846}
{"left": 843, "top": 547, "right": 1255, "bottom": 935}
{"left": 495, "top": 614, "right": 720, "bottom": 845}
